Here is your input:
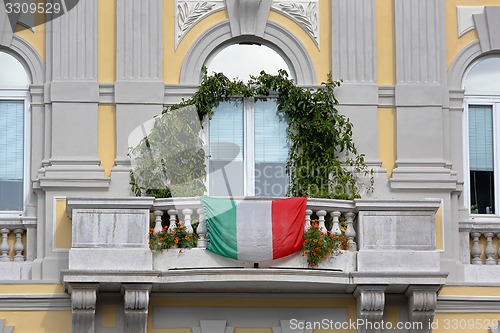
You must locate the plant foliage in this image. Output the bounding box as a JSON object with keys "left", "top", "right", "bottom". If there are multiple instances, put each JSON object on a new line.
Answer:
{"left": 130, "top": 68, "right": 372, "bottom": 199}
{"left": 302, "top": 220, "right": 348, "bottom": 267}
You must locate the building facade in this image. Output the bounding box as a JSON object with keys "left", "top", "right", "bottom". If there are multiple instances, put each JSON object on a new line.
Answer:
{"left": 1, "top": 0, "right": 500, "bottom": 332}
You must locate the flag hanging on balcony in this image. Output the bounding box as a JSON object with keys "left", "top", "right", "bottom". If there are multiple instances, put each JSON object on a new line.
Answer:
{"left": 202, "top": 196, "right": 307, "bottom": 261}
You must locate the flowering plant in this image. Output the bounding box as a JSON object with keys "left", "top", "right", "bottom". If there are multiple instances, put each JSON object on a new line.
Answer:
{"left": 302, "top": 219, "right": 348, "bottom": 267}
{"left": 149, "top": 221, "right": 198, "bottom": 251}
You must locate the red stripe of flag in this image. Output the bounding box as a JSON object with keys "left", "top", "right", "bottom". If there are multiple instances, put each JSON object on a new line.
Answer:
{"left": 271, "top": 197, "right": 307, "bottom": 259}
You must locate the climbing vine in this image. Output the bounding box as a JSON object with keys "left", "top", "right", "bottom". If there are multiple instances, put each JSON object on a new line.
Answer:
{"left": 130, "top": 68, "right": 373, "bottom": 199}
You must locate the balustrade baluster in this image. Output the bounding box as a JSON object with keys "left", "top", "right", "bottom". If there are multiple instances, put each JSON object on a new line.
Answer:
{"left": 471, "top": 232, "right": 482, "bottom": 265}
{"left": 497, "top": 233, "right": 500, "bottom": 265}
{"left": 304, "top": 209, "right": 312, "bottom": 231}
{"left": 316, "top": 210, "right": 327, "bottom": 232}
{"left": 485, "top": 232, "right": 496, "bottom": 265}
{"left": 196, "top": 208, "right": 207, "bottom": 248}
{"left": 167, "top": 209, "right": 177, "bottom": 230}
{"left": 182, "top": 208, "right": 193, "bottom": 234}
{"left": 330, "top": 211, "right": 341, "bottom": 236}
{"left": 153, "top": 210, "right": 164, "bottom": 233}
{"left": 0, "top": 228, "right": 10, "bottom": 262}
{"left": 13, "top": 228, "right": 24, "bottom": 262}
{"left": 345, "top": 212, "right": 357, "bottom": 251}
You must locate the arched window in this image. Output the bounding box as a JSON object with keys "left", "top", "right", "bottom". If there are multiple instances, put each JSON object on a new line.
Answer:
{"left": 205, "top": 43, "right": 291, "bottom": 197}
{"left": 0, "top": 51, "right": 29, "bottom": 212}
{"left": 465, "top": 56, "right": 500, "bottom": 214}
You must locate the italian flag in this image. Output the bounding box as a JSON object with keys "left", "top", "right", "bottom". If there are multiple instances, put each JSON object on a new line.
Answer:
{"left": 202, "top": 196, "right": 307, "bottom": 261}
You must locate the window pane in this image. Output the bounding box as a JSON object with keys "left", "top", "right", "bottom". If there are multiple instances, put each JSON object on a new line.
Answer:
{"left": 0, "top": 52, "right": 29, "bottom": 88}
{"left": 209, "top": 101, "right": 244, "bottom": 196}
{"left": 0, "top": 101, "right": 24, "bottom": 211}
{"left": 469, "top": 105, "right": 494, "bottom": 214}
{"left": 206, "top": 44, "right": 291, "bottom": 82}
{"left": 254, "top": 99, "right": 289, "bottom": 196}
{"left": 465, "top": 57, "right": 500, "bottom": 93}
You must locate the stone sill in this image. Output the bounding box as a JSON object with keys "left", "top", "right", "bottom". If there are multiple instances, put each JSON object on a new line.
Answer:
{"left": 153, "top": 249, "right": 356, "bottom": 272}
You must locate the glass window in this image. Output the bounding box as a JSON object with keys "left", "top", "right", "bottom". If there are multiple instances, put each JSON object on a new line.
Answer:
{"left": 465, "top": 56, "right": 500, "bottom": 214}
{"left": 206, "top": 44, "right": 290, "bottom": 197}
{"left": 0, "top": 52, "right": 29, "bottom": 211}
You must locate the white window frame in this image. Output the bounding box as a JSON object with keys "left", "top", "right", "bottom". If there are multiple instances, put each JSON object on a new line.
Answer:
{"left": 463, "top": 96, "right": 500, "bottom": 216}
{"left": 0, "top": 89, "right": 30, "bottom": 215}
{"left": 204, "top": 96, "right": 287, "bottom": 197}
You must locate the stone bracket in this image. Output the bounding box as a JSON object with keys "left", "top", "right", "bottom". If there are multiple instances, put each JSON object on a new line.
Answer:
{"left": 405, "top": 286, "right": 439, "bottom": 333}
{"left": 226, "top": 0, "right": 272, "bottom": 37}
{"left": 122, "top": 284, "right": 152, "bottom": 333}
{"left": 354, "top": 285, "right": 387, "bottom": 333}
{"left": 69, "top": 283, "right": 99, "bottom": 333}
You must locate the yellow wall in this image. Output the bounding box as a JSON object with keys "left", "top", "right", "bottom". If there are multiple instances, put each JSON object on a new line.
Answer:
{"left": 14, "top": 0, "right": 45, "bottom": 62}
{"left": 55, "top": 198, "right": 72, "bottom": 249}
{"left": 433, "top": 313, "right": 500, "bottom": 333}
{"left": 378, "top": 108, "right": 396, "bottom": 178}
{"left": 376, "top": 0, "right": 395, "bottom": 85}
{"left": 98, "top": 105, "right": 116, "bottom": 176}
{"left": 0, "top": 311, "right": 71, "bottom": 333}
{"left": 98, "top": 0, "right": 116, "bottom": 82}
{"left": 0, "top": 284, "right": 65, "bottom": 294}
{"left": 148, "top": 297, "right": 356, "bottom": 333}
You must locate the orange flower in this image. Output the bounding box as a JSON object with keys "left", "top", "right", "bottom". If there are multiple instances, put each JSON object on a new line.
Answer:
{"left": 315, "top": 247, "right": 319, "bottom": 251}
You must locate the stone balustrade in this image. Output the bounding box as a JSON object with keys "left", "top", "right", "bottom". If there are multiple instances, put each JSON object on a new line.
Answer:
{"left": 152, "top": 197, "right": 357, "bottom": 251}
{"left": 0, "top": 216, "right": 37, "bottom": 280}
{"left": 460, "top": 219, "right": 500, "bottom": 265}
{"left": 0, "top": 216, "right": 36, "bottom": 262}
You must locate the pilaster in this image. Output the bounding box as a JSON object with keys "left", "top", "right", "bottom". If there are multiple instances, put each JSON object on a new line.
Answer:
{"left": 113, "top": 0, "right": 164, "bottom": 195}
{"left": 405, "top": 286, "right": 439, "bottom": 333}
{"left": 70, "top": 283, "right": 99, "bottom": 333}
{"left": 43, "top": 0, "right": 107, "bottom": 189}
{"left": 330, "top": 0, "right": 382, "bottom": 174}
{"left": 354, "top": 286, "right": 387, "bottom": 333}
{"left": 391, "top": 0, "right": 456, "bottom": 190}
{"left": 122, "top": 284, "right": 152, "bottom": 333}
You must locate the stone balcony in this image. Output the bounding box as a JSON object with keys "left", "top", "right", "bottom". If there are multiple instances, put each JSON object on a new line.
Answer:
{"left": 62, "top": 196, "right": 446, "bottom": 293}
{"left": 61, "top": 196, "right": 448, "bottom": 333}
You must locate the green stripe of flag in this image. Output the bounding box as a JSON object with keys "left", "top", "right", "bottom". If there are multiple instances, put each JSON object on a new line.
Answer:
{"left": 203, "top": 196, "right": 238, "bottom": 260}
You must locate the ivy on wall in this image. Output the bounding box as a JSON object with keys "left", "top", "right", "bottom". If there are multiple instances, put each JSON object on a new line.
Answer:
{"left": 130, "top": 69, "right": 372, "bottom": 199}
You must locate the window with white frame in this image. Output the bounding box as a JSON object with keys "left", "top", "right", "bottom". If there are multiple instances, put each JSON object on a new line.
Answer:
{"left": 205, "top": 43, "right": 291, "bottom": 197}
{"left": 0, "top": 51, "right": 30, "bottom": 212}
{"left": 465, "top": 56, "right": 500, "bottom": 215}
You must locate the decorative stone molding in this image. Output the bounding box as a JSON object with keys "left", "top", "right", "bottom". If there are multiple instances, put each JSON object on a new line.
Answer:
{"left": 272, "top": 1, "right": 319, "bottom": 48}
{"left": 51, "top": 0, "right": 97, "bottom": 80}
{"left": 70, "top": 283, "right": 99, "bottom": 333}
{"left": 0, "top": 319, "right": 13, "bottom": 333}
{"left": 176, "top": 1, "right": 225, "bottom": 48}
{"left": 472, "top": 7, "right": 500, "bottom": 53}
{"left": 331, "top": 0, "right": 375, "bottom": 82}
{"left": 116, "top": 0, "right": 162, "bottom": 80}
{"left": 395, "top": 0, "right": 445, "bottom": 85}
{"left": 180, "top": 20, "right": 316, "bottom": 85}
{"left": 226, "top": 0, "right": 272, "bottom": 37}
{"left": 0, "top": 2, "right": 14, "bottom": 47}
{"left": 457, "top": 6, "right": 484, "bottom": 38}
{"left": 405, "top": 286, "right": 439, "bottom": 333}
{"left": 354, "top": 286, "right": 387, "bottom": 333}
{"left": 122, "top": 284, "right": 152, "bottom": 333}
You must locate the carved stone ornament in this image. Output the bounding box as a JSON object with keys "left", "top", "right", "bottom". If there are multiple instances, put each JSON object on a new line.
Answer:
{"left": 405, "top": 286, "right": 439, "bottom": 333}
{"left": 354, "top": 286, "right": 387, "bottom": 333}
{"left": 272, "top": 1, "right": 320, "bottom": 48}
{"left": 175, "top": 1, "right": 225, "bottom": 48}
